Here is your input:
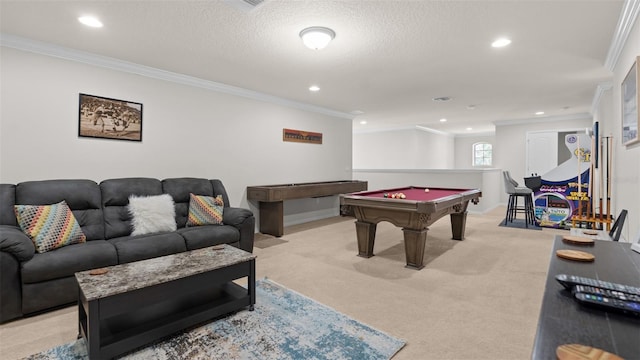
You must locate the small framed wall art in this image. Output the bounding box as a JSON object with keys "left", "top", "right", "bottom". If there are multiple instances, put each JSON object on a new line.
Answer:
{"left": 283, "top": 128, "right": 323, "bottom": 144}
{"left": 78, "top": 93, "right": 143, "bottom": 142}
{"left": 621, "top": 56, "right": 639, "bottom": 146}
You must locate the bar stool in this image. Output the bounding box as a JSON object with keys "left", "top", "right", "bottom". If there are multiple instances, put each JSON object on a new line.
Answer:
{"left": 503, "top": 171, "right": 536, "bottom": 227}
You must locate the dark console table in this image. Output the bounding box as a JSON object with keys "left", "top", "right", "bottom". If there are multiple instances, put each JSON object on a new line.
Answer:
{"left": 532, "top": 236, "right": 640, "bottom": 359}
{"left": 247, "top": 180, "right": 368, "bottom": 237}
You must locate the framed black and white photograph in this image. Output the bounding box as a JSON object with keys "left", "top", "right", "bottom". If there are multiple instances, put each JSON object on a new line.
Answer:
{"left": 79, "top": 93, "right": 143, "bottom": 141}
{"left": 621, "top": 56, "right": 639, "bottom": 146}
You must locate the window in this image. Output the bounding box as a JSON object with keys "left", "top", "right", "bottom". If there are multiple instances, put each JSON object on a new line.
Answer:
{"left": 473, "top": 142, "right": 492, "bottom": 166}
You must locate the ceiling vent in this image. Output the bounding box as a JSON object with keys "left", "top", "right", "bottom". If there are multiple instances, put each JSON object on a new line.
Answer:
{"left": 224, "top": 0, "right": 266, "bottom": 12}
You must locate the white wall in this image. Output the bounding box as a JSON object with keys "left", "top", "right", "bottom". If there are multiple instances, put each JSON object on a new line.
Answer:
{"left": 0, "top": 47, "right": 353, "bottom": 226}
{"left": 353, "top": 128, "right": 455, "bottom": 169}
{"left": 454, "top": 134, "right": 496, "bottom": 168}
{"left": 600, "top": 13, "right": 640, "bottom": 243}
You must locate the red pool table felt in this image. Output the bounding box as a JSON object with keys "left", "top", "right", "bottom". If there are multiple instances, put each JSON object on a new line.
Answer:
{"left": 354, "top": 186, "right": 470, "bottom": 202}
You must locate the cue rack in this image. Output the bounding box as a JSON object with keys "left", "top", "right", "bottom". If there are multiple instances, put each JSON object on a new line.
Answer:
{"left": 571, "top": 132, "right": 614, "bottom": 231}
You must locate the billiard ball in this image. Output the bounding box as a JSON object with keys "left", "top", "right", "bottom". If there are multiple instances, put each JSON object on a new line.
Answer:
{"left": 424, "top": 188, "right": 430, "bottom": 192}
{"left": 383, "top": 193, "right": 388, "bottom": 198}
{"left": 400, "top": 193, "right": 406, "bottom": 199}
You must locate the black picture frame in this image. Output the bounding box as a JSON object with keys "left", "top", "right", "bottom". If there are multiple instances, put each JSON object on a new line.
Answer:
{"left": 78, "top": 93, "right": 143, "bottom": 142}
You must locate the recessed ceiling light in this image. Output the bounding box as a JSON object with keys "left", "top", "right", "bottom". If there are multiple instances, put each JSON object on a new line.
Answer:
{"left": 466, "top": 127, "right": 473, "bottom": 131}
{"left": 78, "top": 16, "right": 103, "bottom": 28}
{"left": 535, "top": 111, "right": 545, "bottom": 115}
{"left": 440, "top": 118, "right": 447, "bottom": 122}
{"left": 309, "top": 85, "right": 320, "bottom": 92}
{"left": 359, "top": 120, "right": 367, "bottom": 125}
{"left": 432, "top": 96, "right": 452, "bottom": 102}
{"left": 491, "top": 38, "right": 511, "bottom": 48}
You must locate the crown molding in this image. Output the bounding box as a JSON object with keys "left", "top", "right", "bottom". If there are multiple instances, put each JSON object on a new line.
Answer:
{"left": 0, "top": 33, "right": 354, "bottom": 120}
{"left": 604, "top": 0, "right": 640, "bottom": 71}
{"left": 493, "top": 112, "right": 591, "bottom": 127}
{"left": 353, "top": 124, "right": 453, "bottom": 136}
{"left": 454, "top": 131, "right": 495, "bottom": 138}
{"left": 591, "top": 82, "right": 613, "bottom": 114}
{"left": 415, "top": 125, "right": 453, "bottom": 136}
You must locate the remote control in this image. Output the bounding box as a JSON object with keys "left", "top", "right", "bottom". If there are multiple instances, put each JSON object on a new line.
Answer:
{"left": 573, "top": 285, "right": 640, "bottom": 303}
{"left": 555, "top": 274, "right": 640, "bottom": 295}
{"left": 573, "top": 292, "right": 640, "bottom": 316}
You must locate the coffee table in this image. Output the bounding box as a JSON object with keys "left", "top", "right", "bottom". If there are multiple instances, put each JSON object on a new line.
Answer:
{"left": 75, "top": 244, "right": 256, "bottom": 359}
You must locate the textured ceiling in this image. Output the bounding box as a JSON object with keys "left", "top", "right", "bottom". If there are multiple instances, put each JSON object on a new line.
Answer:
{"left": 0, "top": 0, "right": 625, "bottom": 134}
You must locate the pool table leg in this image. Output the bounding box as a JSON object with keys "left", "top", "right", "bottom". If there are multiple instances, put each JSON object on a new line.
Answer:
{"left": 450, "top": 211, "right": 468, "bottom": 240}
{"left": 355, "top": 220, "right": 376, "bottom": 258}
{"left": 403, "top": 228, "right": 426, "bottom": 270}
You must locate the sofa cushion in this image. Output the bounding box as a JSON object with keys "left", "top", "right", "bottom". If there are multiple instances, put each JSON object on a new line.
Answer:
{"left": 22, "top": 277, "right": 79, "bottom": 315}
{"left": 15, "top": 180, "right": 104, "bottom": 240}
{"left": 14, "top": 201, "right": 87, "bottom": 253}
{"left": 128, "top": 194, "right": 177, "bottom": 235}
{"left": 21, "top": 240, "right": 117, "bottom": 284}
{"left": 108, "top": 232, "right": 186, "bottom": 264}
{"left": 177, "top": 225, "right": 240, "bottom": 251}
{"left": 162, "top": 178, "right": 216, "bottom": 228}
{"left": 186, "top": 194, "right": 224, "bottom": 226}
{"left": 101, "top": 178, "right": 163, "bottom": 239}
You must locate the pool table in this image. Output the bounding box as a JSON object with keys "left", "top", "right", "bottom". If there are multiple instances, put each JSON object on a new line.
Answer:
{"left": 340, "top": 186, "right": 482, "bottom": 269}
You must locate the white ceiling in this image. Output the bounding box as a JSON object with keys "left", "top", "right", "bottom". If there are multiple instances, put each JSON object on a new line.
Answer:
{"left": 0, "top": 0, "right": 626, "bottom": 134}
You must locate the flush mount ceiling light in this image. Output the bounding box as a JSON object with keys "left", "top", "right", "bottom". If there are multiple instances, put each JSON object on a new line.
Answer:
{"left": 309, "top": 85, "right": 320, "bottom": 92}
{"left": 78, "top": 16, "right": 103, "bottom": 28}
{"left": 491, "top": 37, "right": 511, "bottom": 48}
{"left": 535, "top": 111, "right": 545, "bottom": 115}
{"left": 299, "top": 27, "right": 335, "bottom": 50}
{"left": 440, "top": 118, "right": 447, "bottom": 122}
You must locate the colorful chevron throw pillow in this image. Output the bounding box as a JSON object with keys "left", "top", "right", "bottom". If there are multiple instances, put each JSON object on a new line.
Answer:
{"left": 186, "top": 193, "right": 224, "bottom": 226}
{"left": 14, "top": 200, "right": 87, "bottom": 253}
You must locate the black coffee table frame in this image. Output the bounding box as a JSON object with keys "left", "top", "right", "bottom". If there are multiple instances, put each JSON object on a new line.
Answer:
{"left": 78, "top": 256, "right": 255, "bottom": 359}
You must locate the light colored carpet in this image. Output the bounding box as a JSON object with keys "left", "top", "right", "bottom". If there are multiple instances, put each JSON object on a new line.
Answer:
{"left": 0, "top": 206, "right": 566, "bottom": 359}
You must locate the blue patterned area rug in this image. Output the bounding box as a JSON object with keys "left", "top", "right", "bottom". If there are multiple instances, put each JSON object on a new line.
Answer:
{"left": 24, "top": 279, "right": 405, "bottom": 360}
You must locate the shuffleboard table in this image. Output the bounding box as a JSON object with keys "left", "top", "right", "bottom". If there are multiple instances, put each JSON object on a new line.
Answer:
{"left": 340, "top": 186, "right": 481, "bottom": 269}
{"left": 247, "top": 180, "right": 368, "bottom": 237}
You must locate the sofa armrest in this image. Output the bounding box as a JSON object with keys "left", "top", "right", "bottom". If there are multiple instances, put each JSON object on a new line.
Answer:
{"left": 0, "top": 251, "right": 23, "bottom": 323}
{"left": 223, "top": 207, "right": 255, "bottom": 253}
{"left": 0, "top": 225, "right": 35, "bottom": 262}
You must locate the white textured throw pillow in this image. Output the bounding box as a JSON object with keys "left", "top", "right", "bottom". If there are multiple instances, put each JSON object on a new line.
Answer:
{"left": 128, "top": 194, "right": 177, "bottom": 236}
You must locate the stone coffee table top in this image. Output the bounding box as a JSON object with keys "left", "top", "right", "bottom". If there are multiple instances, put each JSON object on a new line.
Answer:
{"left": 76, "top": 245, "right": 256, "bottom": 301}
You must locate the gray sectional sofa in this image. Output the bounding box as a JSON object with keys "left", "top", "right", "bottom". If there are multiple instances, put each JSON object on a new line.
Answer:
{"left": 0, "top": 177, "right": 255, "bottom": 323}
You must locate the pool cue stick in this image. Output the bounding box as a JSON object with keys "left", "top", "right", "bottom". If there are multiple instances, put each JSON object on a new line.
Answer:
{"left": 587, "top": 134, "right": 595, "bottom": 219}
{"left": 606, "top": 136, "right": 612, "bottom": 231}
{"left": 606, "top": 136, "right": 613, "bottom": 231}
{"left": 577, "top": 135, "right": 582, "bottom": 221}
{"left": 599, "top": 134, "right": 604, "bottom": 228}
